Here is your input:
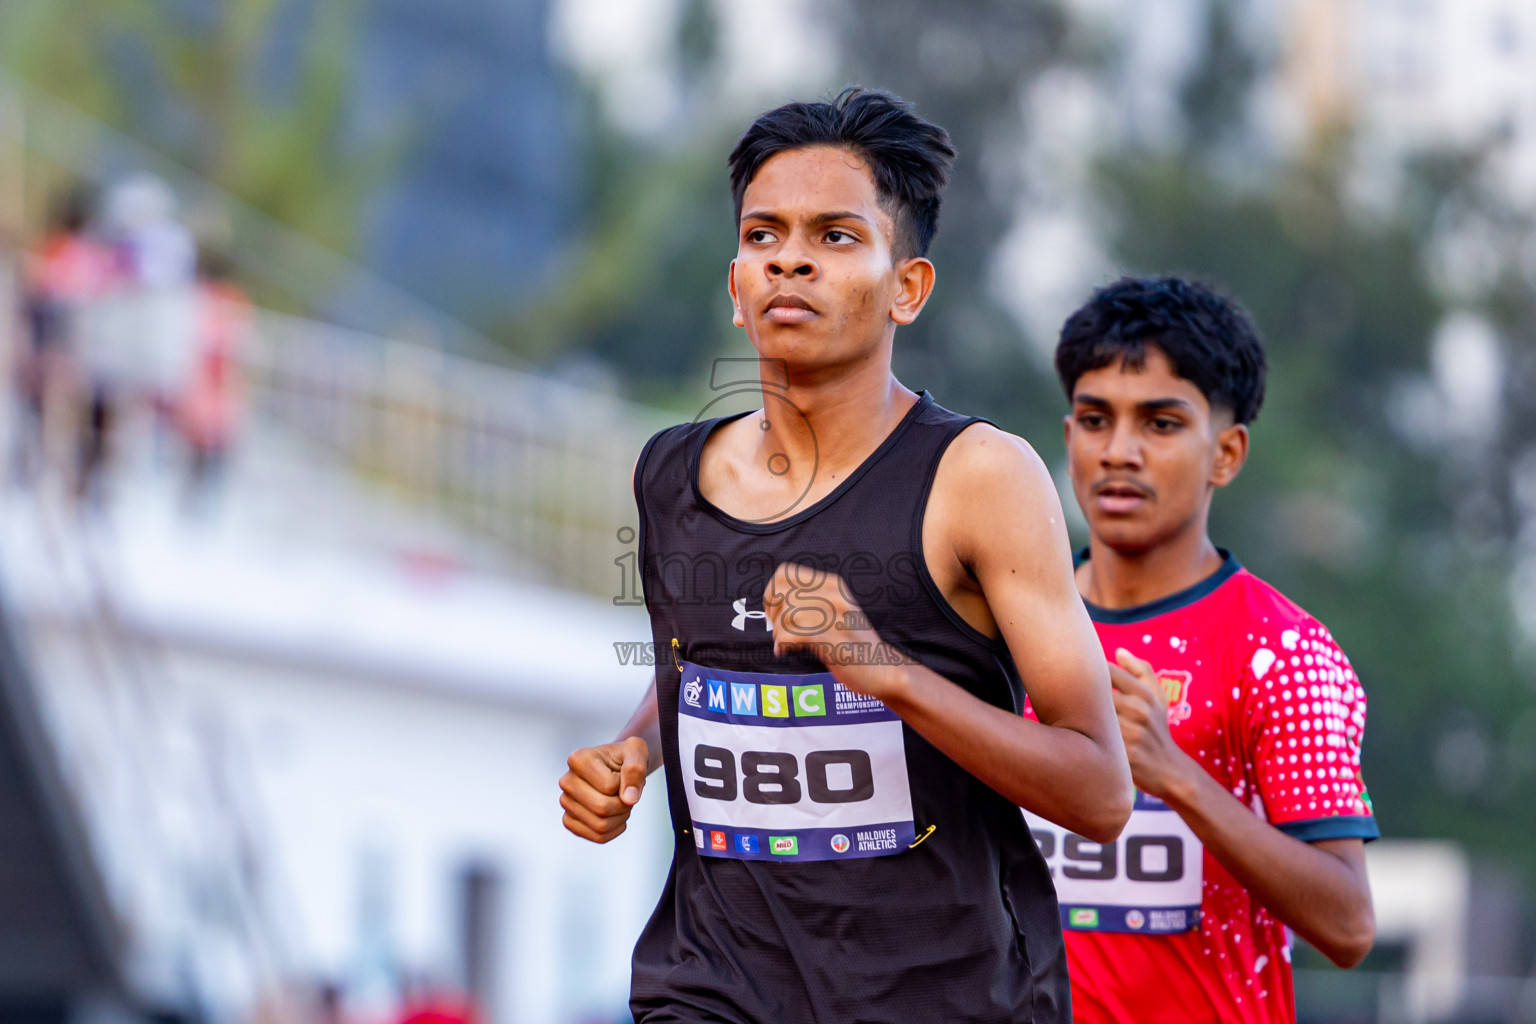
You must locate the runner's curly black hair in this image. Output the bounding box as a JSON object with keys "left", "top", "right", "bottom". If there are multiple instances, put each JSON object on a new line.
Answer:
{"left": 728, "top": 86, "right": 956, "bottom": 262}
{"left": 1055, "top": 276, "right": 1268, "bottom": 424}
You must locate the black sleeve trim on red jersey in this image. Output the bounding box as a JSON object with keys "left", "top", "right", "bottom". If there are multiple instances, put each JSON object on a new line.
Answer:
{"left": 1277, "top": 815, "right": 1380, "bottom": 843}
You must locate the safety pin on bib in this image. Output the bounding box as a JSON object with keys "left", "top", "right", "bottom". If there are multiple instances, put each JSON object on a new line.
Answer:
{"left": 671, "top": 637, "right": 683, "bottom": 672}
{"left": 908, "top": 825, "right": 936, "bottom": 849}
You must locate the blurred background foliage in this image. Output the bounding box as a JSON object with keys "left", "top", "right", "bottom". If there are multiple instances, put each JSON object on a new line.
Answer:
{"left": 3, "top": 0, "right": 1533, "bottom": 890}
{"left": 1102, "top": 5, "right": 1536, "bottom": 875}
{"left": 0, "top": 0, "right": 390, "bottom": 257}
{"left": 529, "top": 0, "right": 1536, "bottom": 892}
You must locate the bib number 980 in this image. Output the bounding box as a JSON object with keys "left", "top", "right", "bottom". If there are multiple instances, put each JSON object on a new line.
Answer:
{"left": 1031, "top": 829, "right": 1186, "bottom": 882}
{"left": 693, "top": 744, "right": 874, "bottom": 805}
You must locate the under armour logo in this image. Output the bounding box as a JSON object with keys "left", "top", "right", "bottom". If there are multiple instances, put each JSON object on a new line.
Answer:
{"left": 731, "top": 598, "right": 773, "bottom": 632}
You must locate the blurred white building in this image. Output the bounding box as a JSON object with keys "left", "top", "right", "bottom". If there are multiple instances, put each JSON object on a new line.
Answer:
{"left": 1282, "top": 0, "right": 1536, "bottom": 202}
{"left": 1289, "top": 0, "right": 1536, "bottom": 146}
{"left": 0, "top": 305, "right": 672, "bottom": 1024}
{"left": 0, "top": 67, "right": 675, "bottom": 1024}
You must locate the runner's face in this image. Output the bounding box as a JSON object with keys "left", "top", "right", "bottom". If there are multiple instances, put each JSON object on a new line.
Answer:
{"left": 729, "top": 146, "right": 931, "bottom": 373}
{"left": 1064, "top": 347, "right": 1245, "bottom": 554}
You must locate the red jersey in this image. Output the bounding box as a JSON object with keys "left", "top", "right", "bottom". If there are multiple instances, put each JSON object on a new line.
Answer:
{"left": 1026, "top": 552, "right": 1377, "bottom": 1024}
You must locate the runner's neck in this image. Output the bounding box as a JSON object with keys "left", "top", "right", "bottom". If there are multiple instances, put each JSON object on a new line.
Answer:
{"left": 698, "top": 371, "right": 919, "bottom": 523}
{"left": 1078, "top": 530, "right": 1226, "bottom": 611}
{"left": 760, "top": 368, "right": 918, "bottom": 476}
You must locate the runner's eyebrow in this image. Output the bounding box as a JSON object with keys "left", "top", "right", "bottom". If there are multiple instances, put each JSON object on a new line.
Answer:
{"left": 1136, "top": 398, "right": 1196, "bottom": 414}
{"left": 738, "top": 210, "right": 872, "bottom": 228}
{"left": 1072, "top": 395, "right": 1195, "bottom": 414}
{"left": 740, "top": 210, "right": 786, "bottom": 226}
{"left": 807, "top": 210, "right": 871, "bottom": 228}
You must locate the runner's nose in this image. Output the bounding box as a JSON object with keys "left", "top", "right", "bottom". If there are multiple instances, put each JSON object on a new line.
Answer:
{"left": 767, "top": 240, "right": 818, "bottom": 279}
{"left": 1101, "top": 421, "right": 1143, "bottom": 469}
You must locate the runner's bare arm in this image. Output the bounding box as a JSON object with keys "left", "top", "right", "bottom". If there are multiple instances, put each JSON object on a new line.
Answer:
{"left": 620, "top": 676, "right": 664, "bottom": 770}
{"left": 560, "top": 451, "right": 663, "bottom": 843}
{"left": 1111, "top": 650, "right": 1375, "bottom": 967}
{"left": 765, "top": 425, "right": 1133, "bottom": 842}
{"left": 559, "top": 676, "right": 661, "bottom": 844}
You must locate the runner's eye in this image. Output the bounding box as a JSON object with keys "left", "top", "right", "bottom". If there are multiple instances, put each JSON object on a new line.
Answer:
{"left": 745, "top": 228, "right": 775, "bottom": 244}
{"left": 1077, "top": 412, "right": 1108, "bottom": 429}
{"left": 1150, "top": 417, "right": 1182, "bottom": 433}
{"left": 824, "top": 229, "right": 855, "bottom": 244}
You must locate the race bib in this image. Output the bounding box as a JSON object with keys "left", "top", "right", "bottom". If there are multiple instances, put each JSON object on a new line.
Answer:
{"left": 677, "top": 661, "right": 915, "bottom": 862}
{"left": 1023, "top": 792, "right": 1203, "bottom": 934}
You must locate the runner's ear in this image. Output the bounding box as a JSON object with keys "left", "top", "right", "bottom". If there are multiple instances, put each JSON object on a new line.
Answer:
{"left": 728, "top": 260, "right": 745, "bottom": 328}
{"left": 890, "top": 257, "right": 935, "bottom": 326}
{"left": 1211, "top": 422, "right": 1249, "bottom": 488}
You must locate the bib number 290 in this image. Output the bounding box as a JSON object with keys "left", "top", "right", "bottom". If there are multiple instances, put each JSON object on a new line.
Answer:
{"left": 694, "top": 745, "right": 874, "bottom": 805}
{"left": 1031, "top": 829, "right": 1186, "bottom": 882}
{"left": 1023, "top": 803, "right": 1204, "bottom": 934}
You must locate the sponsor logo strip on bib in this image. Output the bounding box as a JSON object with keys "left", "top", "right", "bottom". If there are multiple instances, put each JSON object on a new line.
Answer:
{"left": 1023, "top": 792, "right": 1203, "bottom": 934}
{"left": 678, "top": 661, "right": 915, "bottom": 862}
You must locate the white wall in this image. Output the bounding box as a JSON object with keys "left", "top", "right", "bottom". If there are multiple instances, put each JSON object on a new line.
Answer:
{"left": 170, "top": 650, "right": 669, "bottom": 1024}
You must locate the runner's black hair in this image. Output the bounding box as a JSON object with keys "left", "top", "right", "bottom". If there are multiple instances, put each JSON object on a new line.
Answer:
{"left": 1055, "top": 276, "right": 1268, "bottom": 424}
{"left": 728, "top": 86, "right": 956, "bottom": 261}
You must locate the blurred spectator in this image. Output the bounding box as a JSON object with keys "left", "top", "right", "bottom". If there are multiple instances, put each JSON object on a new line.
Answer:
{"left": 178, "top": 248, "right": 251, "bottom": 513}
{"left": 15, "top": 185, "right": 109, "bottom": 484}
{"left": 394, "top": 974, "right": 477, "bottom": 1024}
{"left": 314, "top": 980, "right": 350, "bottom": 1024}
{"left": 247, "top": 979, "right": 336, "bottom": 1024}
{"left": 81, "top": 173, "right": 197, "bottom": 504}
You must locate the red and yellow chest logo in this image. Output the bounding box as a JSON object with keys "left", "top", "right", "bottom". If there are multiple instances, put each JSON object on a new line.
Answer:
{"left": 1157, "top": 669, "right": 1194, "bottom": 725}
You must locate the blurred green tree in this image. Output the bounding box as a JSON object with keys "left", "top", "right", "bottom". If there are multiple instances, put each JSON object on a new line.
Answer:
{"left": 0, "top": 0, "right": 395, "bottom": 257}
{"left": 1099, "top": 4, "right": 1536, "bottom": 881}
{"left": 457, "top": 0, "right": 1536, "bottom": 886}
{"left": 832, "top": 0, "right": 1072, "bottom": 442}
{"left": 523, "top": 0, "right": 1076, "bottom": 418}
{"left": 502, "top": 96, "right": 739, "bottom": 401}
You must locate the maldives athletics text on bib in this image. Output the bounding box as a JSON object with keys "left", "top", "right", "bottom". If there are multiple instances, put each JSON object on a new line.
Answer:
{"left": 1023, "top": 791, "right": 1203, "bottom": 934}
{"left": 677, "top": 661, "right": 916, "bottom": 863}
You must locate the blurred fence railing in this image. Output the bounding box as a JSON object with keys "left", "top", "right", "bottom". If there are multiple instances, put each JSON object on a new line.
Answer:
{"left": 244, "top": 310, "right": 664, "bottom": 596}
{"left": 0, "top": 68, "right": 671, "bottom": 597}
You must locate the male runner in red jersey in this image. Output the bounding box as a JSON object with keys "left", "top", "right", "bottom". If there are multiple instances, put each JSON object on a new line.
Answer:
{"left": 1027, "top": 276, "right": 1378, "bottom": 1023}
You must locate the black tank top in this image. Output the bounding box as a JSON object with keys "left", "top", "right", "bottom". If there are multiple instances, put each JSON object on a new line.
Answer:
{"left": 630, "top": 392, "right": 1069, "bottom": 1023}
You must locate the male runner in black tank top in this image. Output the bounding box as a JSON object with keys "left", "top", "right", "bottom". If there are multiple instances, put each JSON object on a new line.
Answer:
{"left": 558, "top": 87, "right": 1133, "bottom": 1023}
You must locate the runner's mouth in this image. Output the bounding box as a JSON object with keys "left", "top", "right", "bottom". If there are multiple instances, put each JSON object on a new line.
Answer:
{"left": 764, "top": 294, "right": 818, "bottom": 325}
{"left": 1092, "top": 481, "right": 1151, "bottom": 513}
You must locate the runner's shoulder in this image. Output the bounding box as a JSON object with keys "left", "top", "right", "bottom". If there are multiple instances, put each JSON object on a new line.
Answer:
{"left": 935, "top": 421, "right": 1053, "bottom": 499}
{"left": 634, "top": 419, "right": 713, "bottom": 487}
{"left": 1218, "top": 566, "right": 1354, "bottom": 671}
